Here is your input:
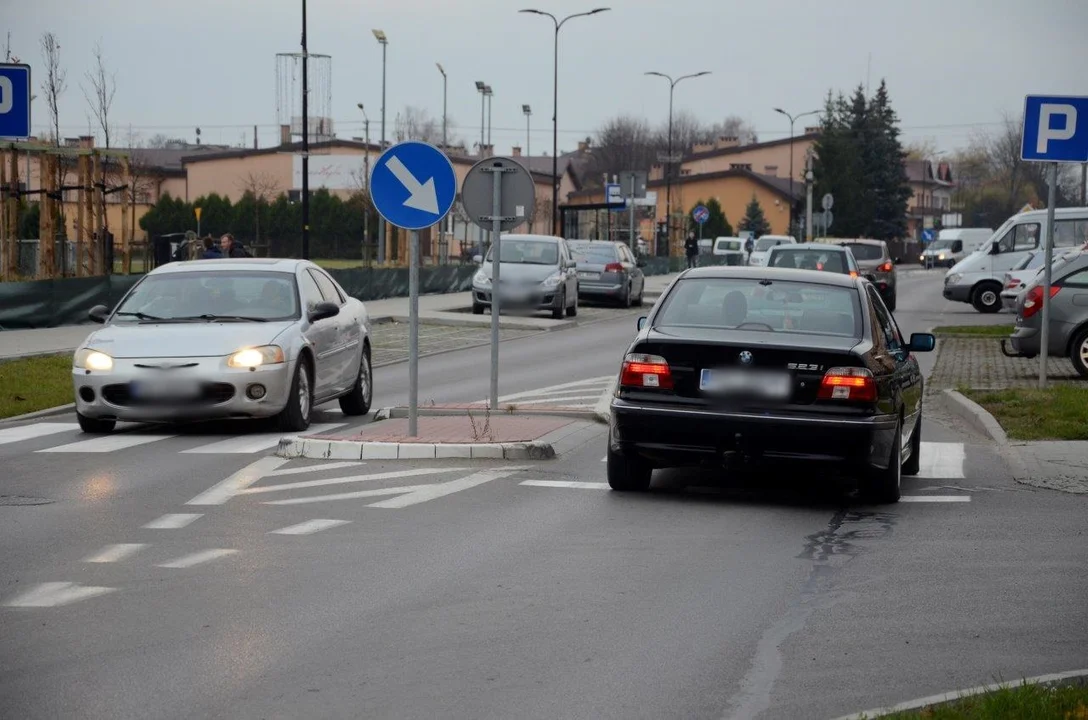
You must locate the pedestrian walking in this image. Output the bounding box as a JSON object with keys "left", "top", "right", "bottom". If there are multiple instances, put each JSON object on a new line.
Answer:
{"left": 201, "top": 236, "right": 223, "bottom": 259}
{"left": 220, "top": 233, "right": 252, "bottom": 258}
{"left": 744, "top": 236, "right": 754, "bottom": 265}
{"left": 684, "top": 231, "right": 699, "bottom": 269}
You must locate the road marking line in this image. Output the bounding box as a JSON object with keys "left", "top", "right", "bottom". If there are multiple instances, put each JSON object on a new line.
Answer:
{"left": 269, "top": 519, "right": 351, "bottom": 535}
{"left": 522, "top": 479, "right": 610, "bottom": 490}
{"left": 157, "top": 549, "right": 237, "bottom": 569}
{"left": 84, "top": 543, "right": 147, "bottom": 563}
{"left": 266, "top": 461, "right": 364, "bottom": 477}
{"left": 0, "top": 422, "right": 80, "bottom": 446}
{"left": 264, "top": 484, "right": 436, "bottom": 505}
{"left": 241, "top": 467, "right": 465, "bottom": 495}
{"left": 601, "top": 456, "right": 607, "bottom": 462}
{"left": 38, "top": 433, "right": 176, "bottom": 453}
{"left": 899, "top": 495, "right": 971, "bottom": 503}
{"left": 4, "top": 582, "right": 116, "bottom": 608}
{"left": 186, "top": 456, "right": 288, "bottom": 505}
{"left": 919, "top": 441, "right": 966, "bottom": 479}
{"left": 142, "top": 513, "right": 202, "bottom": 529}
{"left": 368, "top": 467, "right": 527, "bottom": 509}
{"left": 497, "top": 375, "right": 613, "bottom": 402}
{"left": 179, "top": 423, "right": 344, "bottom": 454}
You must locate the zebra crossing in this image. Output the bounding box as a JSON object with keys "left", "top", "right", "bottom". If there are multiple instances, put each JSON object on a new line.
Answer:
{"left": 489, "top": 375, "right": 614, "bottom": 409}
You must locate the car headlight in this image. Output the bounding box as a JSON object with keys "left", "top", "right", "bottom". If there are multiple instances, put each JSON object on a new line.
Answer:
{"left": 473, "top": 270, "right": 491, "bottom": 286}
{"left": 74, "top": 348, "right": 114, "bottom": 371}
{"left": 541, "top": 272, "right": 563, "bottom": 289}
{"left": 946, "top": 273, "right": 962, "bottom": 285}
{"left": 937, "top": 253, "right": 945, "bottom": 260}
{"left": 228, "top": 345, "right": 285, "bottom": 368}
{"left": 919, "top": 255, "right": 925, "bottom": 262}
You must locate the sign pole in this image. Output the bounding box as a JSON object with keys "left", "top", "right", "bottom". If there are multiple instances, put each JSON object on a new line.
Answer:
{"left": 489, "top": 166, "right": 502, "bottom": 410}
{"left": 1039, "top": 162, "right": 1058, "bottom": 390}
{"left": 628, "top": 174, "right": 637, "bottom": 252}
{"left": 408, "top": 228, "right": 420, "bottom": 435}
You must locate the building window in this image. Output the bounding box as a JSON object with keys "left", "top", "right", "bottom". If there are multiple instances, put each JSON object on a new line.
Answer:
{"left": 730, "top": 163, "right": 752, "bottom": 171}
{"left": 288, "top": 190, "right": 302, "bottom": 203}
{"left": 764, "top": 165, "right": 778, "bottom": 175}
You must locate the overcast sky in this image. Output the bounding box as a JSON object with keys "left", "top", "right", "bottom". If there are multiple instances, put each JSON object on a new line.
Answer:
{"left": 6, "top": 0, "right": 1088, "bottom": 156}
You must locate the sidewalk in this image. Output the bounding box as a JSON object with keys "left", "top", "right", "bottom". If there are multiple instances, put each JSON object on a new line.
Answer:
{"left": 0, "top": 273, "right": 682, "bottom": 361}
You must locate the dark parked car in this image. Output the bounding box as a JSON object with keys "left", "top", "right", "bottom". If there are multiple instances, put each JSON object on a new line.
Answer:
{"left": 765, "top": 244, "right": 861, "bottom": 279}
{"left": 1004, "top": 249, "right": 1088, "bottom": 377}
{"left": 606, "top": 266, "right": 935, "bottom": 503}
{"left": 832, "top": 239, "right": 898, "bottom": 311}
{"left": 567, "top": 240, "right": 646, "bottom": 307}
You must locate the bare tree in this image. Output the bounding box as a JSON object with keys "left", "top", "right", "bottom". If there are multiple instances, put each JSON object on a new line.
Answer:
{"left": 39, "top": 32, "right": 66, "bottom": 147}
{"left": 394, "top": 106, "right": 441, "bottom": 144}
{"left": 588, "top": 115, "right": 657, "bottom": 185}
{"left": 82, "top": 42, "right": 117, "bottom": 148}
{"left": 903, "top": 139, "right": 939, "bottom": 161}
{"left": 706, "top": 116, "right": 759, "bottom": 145}
{"left": 237, "top": 172, "right": 281, "bottom": 243}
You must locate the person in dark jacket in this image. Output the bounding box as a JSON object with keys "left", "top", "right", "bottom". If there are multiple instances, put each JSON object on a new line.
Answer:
{"left": 220, "top": 233, "right": 251, "bottom": 258}
{"left": 201, "top": 236, "right": 223, "bottom": 259}
{"left": 684, "top": 231, "right": 699, "bottom": 269}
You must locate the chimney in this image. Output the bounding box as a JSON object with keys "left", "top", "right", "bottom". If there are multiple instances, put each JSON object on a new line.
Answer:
{"left": 577, "top": 140, "right": 589, "bottom": 153}
{"left": 280, "top": 124, "right": 291, "bottom": 145}
{"left": 693, "top": 141, "right": 715, "bottom": 154}
{"left": 254, "top": 125, "right": 258, "bottom": 150}
{"left": 803, "top": 126, "right": 819, "bottom": 134}
{"left": 78, "top": 135, "right": 95, "bottom": 149}
{"left": 480, "top": 143, "right": 494, "bottom": 158}
{"left": 511, "top": 146, "right": 522, "bottom": 157}
{"left": 716, "top": 136, "right": 739, "bottom": 149}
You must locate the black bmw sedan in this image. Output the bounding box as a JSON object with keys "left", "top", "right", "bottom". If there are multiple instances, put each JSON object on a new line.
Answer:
{"left": 607, "top": 266, "right": 935, "bottom": 503}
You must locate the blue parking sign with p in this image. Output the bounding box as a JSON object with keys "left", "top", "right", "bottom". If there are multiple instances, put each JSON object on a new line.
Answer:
{"left": 1020, "top": 95, "right": 1088, "bottom": 163}
{"left": 0, "top": 64, "right": 32, "bottom": 140}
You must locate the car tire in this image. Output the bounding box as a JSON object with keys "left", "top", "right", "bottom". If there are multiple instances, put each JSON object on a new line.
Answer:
{"left": 567, "top": 292, "right": 578, "bottom": 317}
{"left": 862, "top": 418, "right": 902, "bottom": 504}
{"left": 277, "top": 356, "right": 313, "bottom": 433}
{"left": 1069, "top": 327, "right": 1088, "bottom": 378}
{"left": 77, "top": 412, "right": 115, "bottom": 434}
{"left": 472, "top": 301, "right": 485, "bottom": 315}
{"left": 607, "top": 443, "right": 652, "bottom": 492}
{"left": 885, "top": 293, "right": 897, "bottom": 312}
{"left": 551, "top": 290, "right": 565, "bottom": 320}
{"left": 633, "top": 288, "right": 644, "bottom": 307}
{"left": 902, "top": 415, "right": 921, "bottom": 476}
{"left": 971, "top": 283, "right": 1002, "bottom": 314}
{"left": 621, "top": 284, "right": 632, "bottom": 308}
{"left": 338, "top": 345, "right": 373, "bottom": 416}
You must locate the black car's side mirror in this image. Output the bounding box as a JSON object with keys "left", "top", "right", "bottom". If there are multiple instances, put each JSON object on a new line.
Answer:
{"left": 88, "top": 305, "right": 109, "bottom": 324}
{"left": 907, "top": 332, "right": 936, "bottom": 353}
{"left": 308, "top": 301, "right": 340, "bottom": 323}
{"left": 637, "top": 316, "right": 647, "bottom": 331}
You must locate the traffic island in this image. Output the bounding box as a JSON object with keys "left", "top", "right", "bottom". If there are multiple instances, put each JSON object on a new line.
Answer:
{"left": 374, "top": 401, "right": 601, "bottom": 423}
{"left": 276, "top": 414, "right": 601, "bottom": 461}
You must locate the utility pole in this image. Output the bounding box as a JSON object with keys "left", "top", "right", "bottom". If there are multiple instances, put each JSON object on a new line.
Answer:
{"left": 357, "top": 103, "right": 371, "bottom": 266}
{"left": 523, "top": 104, "right": 532, "bottom": 161}
{"left": 373, "top": 29, "right": 388, "bottom": 264}
{"left": 436, "top": 63, "right": 447, "bottom": 149}
{"left": 805, "top": 154, "right": 814, "bottom": 243}
{"left": 486, "top": 86, "right": 494, "bottom": 148}
{"left": 301, "top": 0, "right": 310, "bottom": 259}
{"left": 773, "top": 107, "right": 819, "bottom": 238}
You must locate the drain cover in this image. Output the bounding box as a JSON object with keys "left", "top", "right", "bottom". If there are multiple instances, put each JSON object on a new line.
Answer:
{"left": 0, "top": 495, "right": 54, "bottom": 506}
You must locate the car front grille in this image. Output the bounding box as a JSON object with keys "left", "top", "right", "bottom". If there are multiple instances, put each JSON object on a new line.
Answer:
{"left": 102, "top": 382, "right": 236, "bottom": 407}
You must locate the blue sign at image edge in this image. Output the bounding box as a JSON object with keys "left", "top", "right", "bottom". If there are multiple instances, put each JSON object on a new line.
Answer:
{"left": 0, "top": 64, "right": 32, "bottom": 139}
{"left": 1020, "top": 94, "right": 1088, "bottom": 163}
{"left": 368, "top": 140, "right": 458, "bottom": 230}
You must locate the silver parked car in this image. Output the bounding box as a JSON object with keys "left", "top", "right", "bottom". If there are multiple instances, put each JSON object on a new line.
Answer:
{"left": 1005, "top": 249, "right": 1088, "bottom": 376}
{"left": 73, "top": 258, "right": 373, "bottom": 433}
{"left": 566, "top": 239, "right": 646, "bottom": 307}
{"left": 471, "top": 234, "right": 579, "bottom": 319}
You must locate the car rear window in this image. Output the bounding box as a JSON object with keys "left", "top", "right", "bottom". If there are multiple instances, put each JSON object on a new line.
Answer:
{"left": 654, "top": 277, "right": 862, "bottom": 337}
{"left": 840, "top": 243, "right": 883, "bottom": 261}
{"left": 768, "top": 248, "right": 849, "bottom": 274}
{"left": 570, "top": 243, "right": 619, "bottom": 263}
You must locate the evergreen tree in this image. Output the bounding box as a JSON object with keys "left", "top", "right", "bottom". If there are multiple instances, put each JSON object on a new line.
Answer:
{"left": 687, "top": 198, "right": 733, "bottom": 239}
{"left": 812, "top": 91, "right": 866, "bottom": 238}
{"left": 866, "top": 80, "right": 913, "bottom": 240}
{"left": 739, "top": 195, "right": 771, "bottom": 237}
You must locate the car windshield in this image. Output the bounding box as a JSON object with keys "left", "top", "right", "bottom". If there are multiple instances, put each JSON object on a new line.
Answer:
{"left": 841, "top": 243, "right": 884, "bottom": 261}
{"left": 486, "top": 240, "right": 559, "bottom": 265}
{"left": 569, "top": 243, "right": 619, "bottom": 263}
{"left": 754, "top": 237, "right": 784, "bottom": 251}
{"left": 928, "top": 239, "right": 956, "bottom": 250}
{"left": 112, "top": 271, "right": 299, "bottom": 322}
{"left": 654, "top": 277, "right": 862, "bottom": 337}
{"left": 716, "top": 240, "right": 742, "bottom": 252}
{"left": 1015, "top": 253, "right": 1044, "bottom": 271}
{"left": 768, "top": 248, "right": 850, "bottom": 274}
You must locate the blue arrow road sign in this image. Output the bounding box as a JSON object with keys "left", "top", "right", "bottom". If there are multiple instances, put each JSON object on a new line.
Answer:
{"left": 692, "top": 205, "right": 710, "bottom": 224}
{"left": 922, "top": 229, "right": 934, "bottom": 242}
{"left": 0, "top": 64, "right": 32, "bottom": 140}
{"left": 1021, "top": 95, "right": 1088, "bottom": 163}
{"left": 370, "top": 141, "right": 457, "bottom": 230}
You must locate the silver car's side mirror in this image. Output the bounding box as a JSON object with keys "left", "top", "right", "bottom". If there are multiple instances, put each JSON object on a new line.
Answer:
{"left": 308, "top": 301, "right": 340, "bottom": 323}
{"left": 88, "top": 305, "right": 109, "bottom": 323}
{"left": 473, "top": 254, "right": 482, "bottom": 264}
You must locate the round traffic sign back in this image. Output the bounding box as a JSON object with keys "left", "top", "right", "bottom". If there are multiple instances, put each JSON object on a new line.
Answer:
{"left": 460, "top": 157, "right": 536, "bottom": 232}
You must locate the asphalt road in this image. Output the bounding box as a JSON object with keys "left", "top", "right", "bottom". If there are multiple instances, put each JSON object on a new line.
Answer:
{"left": 1, "top": 269, "right": 1085, "bottom": 720}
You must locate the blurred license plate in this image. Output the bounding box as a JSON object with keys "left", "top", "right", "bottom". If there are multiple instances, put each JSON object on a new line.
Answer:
{"left": 578, "top": 272, "right": 599, "bottom": 279}
{"left": 131, "top": 379, "right": 200, "bottom": 399}
{"left": 700, "top": 368, "right": 790, "bottom": 399}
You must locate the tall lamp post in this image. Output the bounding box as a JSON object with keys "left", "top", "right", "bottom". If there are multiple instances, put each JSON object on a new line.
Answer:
{"left": 645, "top": 70, "right": 710, "bottom": 256}
{"left": 519, "top": 7, "right": 611, "bottom": 236}
{"left": 773, "top": 107, "right": 819, "bottom": 239}
{"left": 475, "top": 80, "right": 488, "bottom": 254}
{"left": 436, "top": 63, "right": 447, "bottom": 149}
{"left": 356, "top": 103, "right": 371, "bottom": 265}
{"left": 301, "top": 0, "right": 310, "bottom": 259}
{"left": 485, "top": 85, "right": 494, "bottom": 148}
{"left": 372, "top": 29, "right": 388, "bottom": 264}
{"left": 522, "top": 104, "right": 532, "bottom": 160}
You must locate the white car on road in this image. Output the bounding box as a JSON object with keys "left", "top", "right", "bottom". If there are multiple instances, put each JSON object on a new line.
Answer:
{"left": 747, "top": 235, "right": 797, "bottom": 266}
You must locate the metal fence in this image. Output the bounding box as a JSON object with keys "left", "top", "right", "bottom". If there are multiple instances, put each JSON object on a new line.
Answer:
{"left": 0, "top": 239, "right": 152, "bottom": 279}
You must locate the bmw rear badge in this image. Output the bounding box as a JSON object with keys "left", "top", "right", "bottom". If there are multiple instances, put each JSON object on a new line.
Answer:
{"left": 739, "top": 351, "right": 754, "bottom": 365}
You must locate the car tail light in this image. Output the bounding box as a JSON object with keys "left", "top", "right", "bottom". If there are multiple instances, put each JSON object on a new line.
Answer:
{"left": 1004, "top": 278, "right": 1020, "bottom": 290}
{"left": 878, "top": 262, "right": 893, "bottom": 272}
{"left": 620, "top": 353, "right": 673, "bottom": 390}
{"left": 849, "top": 270, "right": 858, "bottom": 278}
{"left": 604, "top": 262, "right": 624, "bottom": 273}
{"left": 1022, "top": 285, "right": 1060, "bottom": 319}
{"left": 817, "top": 367, "right": 877, "bottom": 402}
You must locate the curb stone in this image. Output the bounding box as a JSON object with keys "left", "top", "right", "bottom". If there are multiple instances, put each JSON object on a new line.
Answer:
{"left": 594, "top": 376, "right": 617, "bottom": 424}
{"left": 276, "top": 435, "right": 556, "bottom": 461}
{"left": 938, "top": 389, "right": 1031, "bottom": 482}
{"left": 830, "top": 668, "right": 1088, "bottom": 719}
{"left": 373, "top": 405, "right": 597, "bottom": 422}
{"left": 0, "top": 403, "right": 76, "bottom": 425}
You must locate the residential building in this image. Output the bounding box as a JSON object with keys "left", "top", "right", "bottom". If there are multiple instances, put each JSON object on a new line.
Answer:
{"left": 905, "top": 159, "right": 954, "bottom": 239}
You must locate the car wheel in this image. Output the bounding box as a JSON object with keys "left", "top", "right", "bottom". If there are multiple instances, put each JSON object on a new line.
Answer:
{"left": 607, "top": 442, "right": 652, "bottom": 492}
{"left": 1069, "top": 327, "right": 1088, "bottom": 378}
{"left": 862, "top": 418, "right": 902, "bottom": 503}
{"left": 621, "top": 284, "right": 632, "bottom": 308}
{"left": 552, "top": 290, "right": 565, "bottom": 320}
{"left": 902, "top": 414, "right": 921, "bottom": 476}
{"left": 633, "top": 287, "right": 644, "bottom": 307}
{"left": 567, "top": 291, "right": 578, "bottom": 317}
{"left": 886, "top": 293, "right": 897, "bottom": 312}
{"left": 971, "top": 283, "right": 1002, "bottom": 314}
{"left": 77, "top": 412, "right": 115, "bottom": 434}
{"left": 472, "top": 301, "right": 485, "bottom": 315}
{"left": 338, "top": 345, "right": 373, "bottom": 416}
{"left": 277, "top": 356, "right": 313, "bottom": 432}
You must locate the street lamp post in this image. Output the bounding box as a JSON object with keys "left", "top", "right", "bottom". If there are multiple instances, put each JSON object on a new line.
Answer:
{"left": 773, "top": 107, "right": 819, "bottom": 239}
{"left": 301, "top": 0, "right": 310, "bottom": 259}
{"left": 436, "top": 63, "right": 447, "bottom": 149}
{"left": 372, "top": 29, "right": 388, "bottom": 264}
{"left": 519, "top": 7, "right": 611, "bottom": 236}
{"left": 485, "top": 85, "right": 493, "bottom": 148}
{"left": 356, "top": 103, "right": 371, "bottom": 266}
{"left": 522, "top": 104, "right": 532, "bottom": 161}
{"left": 475, "top": 80, "right": 488, "bottom": 254}
{"left": 645, "top": 70, "right": 711, "bottom": 257}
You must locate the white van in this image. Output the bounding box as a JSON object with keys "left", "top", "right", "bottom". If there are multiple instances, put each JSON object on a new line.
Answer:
{"left": 748, "top": 235, "right": 797, "bottom": 266}
{"left": 712, "top": 236, "right": 745, "bottom": 262}
{"left": 943, "top": 207, "right": 1088, "bottom": 313}
{"left": 920, "top": 228, "right": 993, "bottom": 268}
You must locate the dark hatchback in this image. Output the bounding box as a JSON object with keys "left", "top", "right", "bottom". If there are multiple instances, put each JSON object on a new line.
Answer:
{"left": 607, "top": 266, "right": 936, "bottom": 503}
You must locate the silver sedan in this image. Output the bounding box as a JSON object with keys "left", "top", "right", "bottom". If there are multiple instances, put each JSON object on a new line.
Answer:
{"left": 72, "top": 258, "right": 373, "bottom": 433}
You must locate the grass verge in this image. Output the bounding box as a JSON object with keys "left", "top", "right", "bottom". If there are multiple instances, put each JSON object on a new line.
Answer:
{"left": 875, "top": 680, "right": 1088, "bottom": 719}
{"left": 0, "top": 354, "right": 73, "bottom": 420}
{"left": 932, "top": 325, "right": 1014, "bottom": 337}
{"left": 965, "top": 385, "right": 1088, "bottom": 440}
